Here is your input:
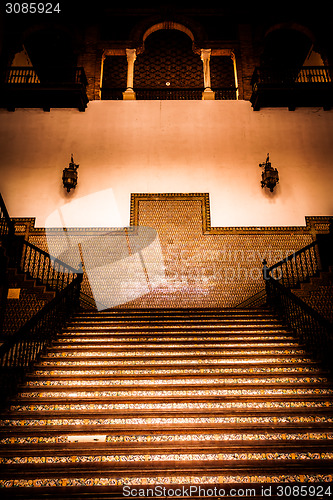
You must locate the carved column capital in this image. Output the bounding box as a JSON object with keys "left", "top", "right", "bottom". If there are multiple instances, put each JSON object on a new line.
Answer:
{"left": 200, "top": 48, "right": 212, "bottom": 62}
{"left": 126, "top": 48, "right": 137, "bottom": 63}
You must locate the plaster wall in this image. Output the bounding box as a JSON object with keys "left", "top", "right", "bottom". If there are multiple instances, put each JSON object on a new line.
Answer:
{"left": 0, "top": 99, "right": 332, "bottom": 228}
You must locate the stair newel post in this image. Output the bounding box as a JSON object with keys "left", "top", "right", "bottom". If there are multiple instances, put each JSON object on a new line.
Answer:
{"left": 262, "top": 259, "right": 271, "bottom": 306}
{"left": 75, "top": 263, "right": 83, "bottom": 310}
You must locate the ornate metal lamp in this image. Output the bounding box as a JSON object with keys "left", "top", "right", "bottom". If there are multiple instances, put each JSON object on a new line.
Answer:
{"left": 62, "top": 154, "right": 79, "bottom": 192}
{"left": 259, "top": 154, "right": 279, "bottom": 192}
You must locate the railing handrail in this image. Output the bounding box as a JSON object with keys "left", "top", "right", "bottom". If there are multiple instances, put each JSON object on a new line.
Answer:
{"left": 267, "top": 240, "right": 318, "bottom": 272}
{"left": 22, "top": 239, "right": 81, "bottom": 274}
{"left": 270, "top": 277, "right": 332, "bottom": 329}
{"left": 263, "top": 239, "right": 321, "bottom": 290}
{"left": 0, "top": 274, "right": 81, "bottom": 357}
{"left": 264, "top": 273, "right": 333, "bottom": 370}
{"left": 0, "top": 273, "right": 82, "bottom": 407}
{"left": 100, "top": 86, "right": 238, "bottom": 101}
{"left": 252, "top": 65, "right": 333, "bottom": 85}
{"left": 263, "top": 238, "right": 333, "bottom": 370}
{"left": 5, "top": 66, "right": 87, "bottom": 86}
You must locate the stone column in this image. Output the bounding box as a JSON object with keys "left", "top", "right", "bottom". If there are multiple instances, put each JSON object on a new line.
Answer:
{"left": 123, "top": 48, "right": 136, "bottom": 100}
{"left": 201, "top": 49, "right": 215, "bottom": 100}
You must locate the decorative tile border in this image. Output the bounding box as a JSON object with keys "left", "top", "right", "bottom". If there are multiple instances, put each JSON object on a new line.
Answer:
{"left": 10, "top": 193, "right": 332, "bottom": 237}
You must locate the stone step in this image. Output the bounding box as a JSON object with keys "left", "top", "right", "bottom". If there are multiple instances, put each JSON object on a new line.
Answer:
{"left": 33, "top": 361, "right": 323, "bottom": 374}
{"left": 1, "top": 445, "right": 333, "bottom": 466}
{"left": 43, "top": 347, "right": 309, "bottom": 359}
{"left": 25, "top": 373, "right": 330, "bottom": 385}
{"left": 0, "top": 473, "right": 332, "bottom": 496}
{"left": 2, "top": 412, "right": 333, "bottom": 435}
{"left": 59, "top": 331, "right": 295, "bottom": 340}
{"left": 8, "top": 395, "right": 333, "bottom": 412}
{"left": 51, "top": 338, "right": 299, "bottom": 347}
{"left": 2, "top": 428, "right": 333, "bottom": 445}
{"left": 37, "top": 355, "right": 318, "bottom": 368}
{"left": 74, "top": 307, "right": 272, "bottom": 315}
{"left": 55, "top": 332, "right": 297, "bottom": 341}
{"left": 12, "top": 395, "right": 333, "bottom": 411}
{"left": 1, "top": 457, "right": 332, "bottom": 478}
{"left": 31, "top": 367, "right": 327, "bottom": 379}
{"left": 47, "top": 344, "right": 305, "bottom": 355}
{"left": 67, "top": 318, "right": 281, "bottom": 330}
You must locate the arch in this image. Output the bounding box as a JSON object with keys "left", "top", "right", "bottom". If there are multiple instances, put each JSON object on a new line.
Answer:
{"left": 22, "top": 26, "right": 78, "bottom": 82}
{"left": 260, "top": 23, "right": 316, "bottom": 68}
{"left": 130, "top": 15, "right": 205, "bottom": 54}
{"left": 143, "top": 22, "right": 195, "bottom": 44}
{"left": 133, "top": 28, "right": 203, "bottom": 90}
{"left": 264, "top": 22, "right": 316, "bottom": 44}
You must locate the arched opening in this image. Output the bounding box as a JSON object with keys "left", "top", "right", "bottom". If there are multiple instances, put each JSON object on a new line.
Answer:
{"left": 23, "top": 28, "right": 77, "bottom": 82}
{"left": 261, "top": 26, "right": 315, "bottom": 68}
{"left": 134, "top": 28, "right": 202, "bottom": 96}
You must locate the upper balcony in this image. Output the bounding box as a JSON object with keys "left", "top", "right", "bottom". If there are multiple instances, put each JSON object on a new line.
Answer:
{"left": 0, "top": 66, "right": 89, "bottom": 112}
{"left": 250, "top": 66, "right": 333, "bottom": 111}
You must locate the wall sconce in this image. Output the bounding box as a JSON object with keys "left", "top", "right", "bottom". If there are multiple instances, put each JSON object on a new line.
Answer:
{"left": 62, "top": 154, "right": 79, "bottom": 192}
{"left": 259, "top": 154, "right": 279, "bottom": 192}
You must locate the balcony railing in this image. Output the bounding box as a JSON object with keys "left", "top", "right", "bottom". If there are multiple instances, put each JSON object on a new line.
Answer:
{"left": 250, "top": 66, "right": 333, "bottom": 110}
{"left": 1, "top": 66, "right": 89, "bottom": 111}
{"left": 101, "top": 87, "right": 238, "bottom": 100}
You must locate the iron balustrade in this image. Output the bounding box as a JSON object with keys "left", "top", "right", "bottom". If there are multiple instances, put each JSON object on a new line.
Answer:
{"left": 0, "top": 275, "right": 82, "bottom": 407}
{"left": 263, "top": 239, "right": 333, "bottom": 371}
{"left": 252, "top": 66, "right": 332, "bottom": 89}
{"left": 20, "top": 239, "right": 80, "bottom": 293}
{"left": 1, "top": 193, "right": 83, "bottom": 336}
{"left": 0, "top": 193, "right": 83, "bottom": 405}
{"left": 5, "top": 66, "right": 88, "bottom": 86}
{"left": 0, "top": 194, "right": 16, "bottom": 333}
{"left": 101, "top": 87, "right": 238, "bottom": 100}
{"left": 265, "top": 277, "right": 333, "bottom": 370}
{"left": 263, "top": 241, "right": 320, "bottom": 288}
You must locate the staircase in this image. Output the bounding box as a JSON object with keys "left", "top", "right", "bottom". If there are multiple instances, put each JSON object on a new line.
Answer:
{"left": 0, "top": 308, "right": 333, "bottom": 498}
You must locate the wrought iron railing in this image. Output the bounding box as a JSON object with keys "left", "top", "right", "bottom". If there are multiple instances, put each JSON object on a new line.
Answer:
{"left": 251, "top": 66, "right": 332, "bottom": 89}
{"left": 0, "top": 275, "right": 82, "bottom": 407}
{"left": 265, "top": 277, "right": 333, "bottom": 370}
{"left": 101, "top": 87, "right": 238, "bottom": 100}
{"left": 214, "top": 88, "right": 238, "bottom": 100}
{"left": 19, "top": 240, "right": 80, "bottom": 292}
{"left": 263, "top": 241, "right": 320, "bottom": 288}
{"left": 263, "top": 239, "right": 333, "bottom": 370}
{"left": 0, "top": 194, "right": 16, "bottom": 332}
{"left": 5, "top": 66, "right": 88, "bottom": 86}
{"left": 1, "top": 193, "right": 83, "bottom": 333}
